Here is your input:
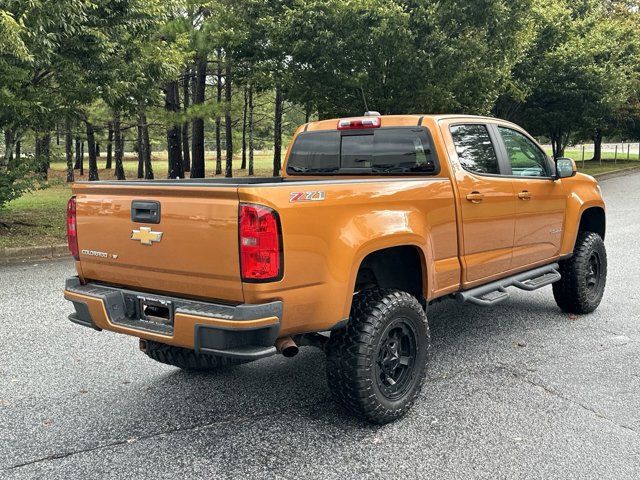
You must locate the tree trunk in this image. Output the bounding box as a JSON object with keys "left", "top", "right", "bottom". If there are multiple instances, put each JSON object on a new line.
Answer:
{"left": 65, "top": 119, "right": 74, "bottom": 183}
{"left": 74, "top": 136, "right": 82, "bottom": 171}
{"left": 142, "top": 112, "right": 153, "bottom": 180}
{"left": 166, "top": 81, "right": 184, "bottom": 179}
{"left": 191, "top": 55, "right": 207, "bottom": 178}
{"left": 35, "top": 134, "right": 46, "bottom": 179}
{"left": 592, "top": 128, "right": 602, "bottom": 163}
{"left": 35, "top": 134, "right": 50, "bottom": 180}
{"left": 3, "top": 130, "right": 14, "bottom": 165}
{"left": 550, "top": 128, "right": 567, "bottom": 160}
{"left": 248, "top": 83, "right": 254, "bottom": 177}
{"left": 190, "top": 65, "right": 198, "bottom": 175}
{"left": 35, "top": 134, "right": 41, "bottom": 163}
{"left": 15, "top": 139, "right": 20, "bottom": 162}
{"left": 114, "top": 115, "right": 125, "bottom": 180}
{"left": 225, "top": 60, "right": 233, "bottom": 178}
{"left": 44, "top": 134, "right": 50, "bottom": 160}
{"left": 96, "top": 143, "right": 101, "bottom": 157}
{"left": 80, "top": 141, "right": 84, "bottom": 174}
{"left": 137, "top": 109, "right": 153, "bottom": 179}
{"left": 182, "top": 69, "right": 191, "bottom": 173}
{"left": 241, "top": 86, "right": 247, "bottom": 170}
{"left": 43, "top": 133, "right": 51, "bottom": 178}
{"left": 273, "top": 83, "right": 283, "bottom": 176}
{"left": 86, "top": 122, "right": 99, "bottom": 181}
{"left": 137, "top": 117, "right": 144, "bottom": 179}
{"left": 215, "top": 50, "right": 223, "bottom": 175}
{"left": 106, "top": 121, "right": 113, "bottom": 169}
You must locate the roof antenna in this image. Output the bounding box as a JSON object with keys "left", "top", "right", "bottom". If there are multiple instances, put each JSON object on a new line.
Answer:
{"left": 360, "top": 86, "right": 380, "bottom": 117}
{"left": 360, "top": 86, "right": 369, "bottom": 113}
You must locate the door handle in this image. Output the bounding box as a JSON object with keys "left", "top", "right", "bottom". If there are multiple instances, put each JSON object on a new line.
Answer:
{"left": 466, "top": 192, "right": 484, "bottom": 204}
{"left": 131, "top": 200, "right": 161, "bottom": 224}
{"left": 518, "top": 190, "right": 532, "bottom": 200}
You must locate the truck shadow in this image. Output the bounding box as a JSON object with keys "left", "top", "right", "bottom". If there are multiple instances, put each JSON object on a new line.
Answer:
{"left": 153, "top": 292, "right": 566, "bottom": 428}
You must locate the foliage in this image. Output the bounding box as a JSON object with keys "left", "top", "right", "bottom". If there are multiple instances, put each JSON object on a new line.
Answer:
{"left": 497, "top": 0, "right": 640, "bottom": 156}
{"left": 1, "top": 0, "right": 640, "bottom": 192}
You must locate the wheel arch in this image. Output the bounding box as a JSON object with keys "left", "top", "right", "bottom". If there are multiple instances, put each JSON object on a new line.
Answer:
{"left": 578, "top": 206, "right": 606, "bottom": 240}
{"left": 561, "top": 201, "right": 606, "bottom": 255}
{"left": 342, "top": 243, "right": 428, "bottom": 318}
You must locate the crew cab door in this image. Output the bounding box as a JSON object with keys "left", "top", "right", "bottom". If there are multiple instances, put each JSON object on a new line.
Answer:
{"left": 492, "top": 125, "right": 566, "bottom": 269}
{"left": 444, "top": 122, "right": 516, "bottom": 285}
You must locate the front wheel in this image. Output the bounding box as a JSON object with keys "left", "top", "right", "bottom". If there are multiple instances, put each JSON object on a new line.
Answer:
{"left": 326, "top": 289, "right": 430, "bottom": 424}
{"left": 553, "top": 231, "right": 607, "bottom": 314}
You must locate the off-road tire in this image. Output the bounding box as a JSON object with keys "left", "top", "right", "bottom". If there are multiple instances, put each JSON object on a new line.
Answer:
{"left": 553, "top": 231, "right": 607, "bottom": 314}
{"left": 141, "top": 340, "right": 248, "bottom": 371}
{"left": 326, "top": 289, "right": 430, "bottom": 424}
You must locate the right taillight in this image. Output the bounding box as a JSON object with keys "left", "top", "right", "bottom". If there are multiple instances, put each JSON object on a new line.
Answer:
{"left": 67, "top": 196, "right": 79, "bottom": 260}
{"left": 239, "top": 203, "right": 282, "bottom": 282}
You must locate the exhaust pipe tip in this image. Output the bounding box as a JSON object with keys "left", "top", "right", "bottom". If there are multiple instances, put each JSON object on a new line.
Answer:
{"left": 276, "top": 336, "right": 299, "bottom": 358}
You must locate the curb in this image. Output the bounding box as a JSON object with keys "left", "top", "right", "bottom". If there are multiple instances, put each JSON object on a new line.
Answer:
{"left": 0, "top": 244, "right": 69, "bottom": 265}
{"left": 592, "top": 165, "right": 640, "bottom": 181}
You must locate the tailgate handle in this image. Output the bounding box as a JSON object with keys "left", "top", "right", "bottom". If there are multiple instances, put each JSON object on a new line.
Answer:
{"left": 131, "top": 200, "right": 161, "bottom": 224}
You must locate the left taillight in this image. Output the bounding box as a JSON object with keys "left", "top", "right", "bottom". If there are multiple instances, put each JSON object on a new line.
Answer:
{"left": 67, "top": 196, "right": 79, "bottom": 260}
{"left": 239, "top": 203, "right": 283, "bottom": 282}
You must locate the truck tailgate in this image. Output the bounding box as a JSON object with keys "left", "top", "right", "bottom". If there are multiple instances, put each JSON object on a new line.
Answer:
{"left": 73, "top": 183, "right": 243, "bottom": 303}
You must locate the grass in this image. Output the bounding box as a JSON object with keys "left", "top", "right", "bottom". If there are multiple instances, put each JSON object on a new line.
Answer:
{"left": 0, "top": 152, "right": 275, "bottom": 249}
{"left": 0, "top": 181, "right": 71, "bottom": 249}
{"left": 1, "top": 148, "right": 639, "bottom": 249}
{"left": 545, "top": 148, "right": 640, "bottom": 176}
{"left": 47, "top": 151, "right": 276, "bottom": 181}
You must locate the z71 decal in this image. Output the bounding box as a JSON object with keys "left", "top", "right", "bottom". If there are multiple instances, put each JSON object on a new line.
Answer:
{"left": 289, "top": 191, "right": 326, "bottom": 203}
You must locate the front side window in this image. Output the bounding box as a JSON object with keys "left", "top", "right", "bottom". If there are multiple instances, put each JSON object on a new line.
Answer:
{"left": 286, "top": 127, "right": 437, "bottom": 175}
{"left": 450, "top": 124, "right": 500, "bottom": 175}
{"left": 498, "top": 127, "right": 551, "bottom": 177}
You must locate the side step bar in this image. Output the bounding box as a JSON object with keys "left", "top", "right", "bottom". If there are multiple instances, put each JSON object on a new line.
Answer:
{"left": 455, "top": 263, "right": 561, "bottom": 307}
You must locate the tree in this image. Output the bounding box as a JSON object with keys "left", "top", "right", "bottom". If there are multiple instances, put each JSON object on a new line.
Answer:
{"left": 165, "top": 80, "right": 184, "bottom": 178}
{"left": 497, "top": 0, "right": 638, "bottom": 158}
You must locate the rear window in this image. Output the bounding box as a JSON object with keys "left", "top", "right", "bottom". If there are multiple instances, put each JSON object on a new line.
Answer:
{"left": 286, "top": 127, "right": 438, "bottom": 175}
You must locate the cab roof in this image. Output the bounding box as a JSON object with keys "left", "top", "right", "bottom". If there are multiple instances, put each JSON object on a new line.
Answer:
{"left": 303, "top": 114, "right": 515, "bottom": 133}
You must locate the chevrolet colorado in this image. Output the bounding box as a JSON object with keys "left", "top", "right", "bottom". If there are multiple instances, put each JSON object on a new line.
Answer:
{"left": 64, "top": 114, "right": 607, "bottom": 423}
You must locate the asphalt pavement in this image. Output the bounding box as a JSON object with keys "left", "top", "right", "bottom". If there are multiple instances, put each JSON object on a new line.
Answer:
{"left": 1, "top": 173, "right": 639, "bottom": 479}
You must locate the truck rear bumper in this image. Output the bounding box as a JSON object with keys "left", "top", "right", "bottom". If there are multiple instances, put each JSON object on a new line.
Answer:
{"left": 63, "top": 277, "right": 281, "bottom": 360}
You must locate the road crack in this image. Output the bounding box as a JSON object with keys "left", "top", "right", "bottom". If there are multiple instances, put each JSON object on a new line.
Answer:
{"left": 4, "top": 396, "right": 333, "bottom": 472}
{"left": 502, "top": 365, "right": 639, "bottom": 436}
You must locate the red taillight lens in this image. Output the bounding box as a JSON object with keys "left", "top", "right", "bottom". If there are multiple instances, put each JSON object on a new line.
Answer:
{"left": 337, "top": 116, "right": 381, "bottom": 130}
{"left": 239, "top": 203, "right": 282, "bottom": 282}
{"left": 67, "top": 196, "right": 79, "bottom": 260}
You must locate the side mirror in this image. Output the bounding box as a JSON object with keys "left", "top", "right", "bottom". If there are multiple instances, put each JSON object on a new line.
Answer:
{"left": 555, "top": 157, "right": 577, "bottom": 179}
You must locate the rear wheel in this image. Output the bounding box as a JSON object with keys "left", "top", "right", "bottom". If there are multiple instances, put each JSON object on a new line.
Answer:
{"left": 553, "top": 231, "right": 607, "bottom": 314}
{"left": 326, "top": 289, "right": 430, "bottom": 424}
{"left": 140, "top": 340, "right": 249, "bottom": 371}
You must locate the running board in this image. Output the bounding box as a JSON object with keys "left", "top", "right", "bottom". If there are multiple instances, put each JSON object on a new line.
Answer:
{"left": 455, "top": 263, "right": 561, "bottom": 307}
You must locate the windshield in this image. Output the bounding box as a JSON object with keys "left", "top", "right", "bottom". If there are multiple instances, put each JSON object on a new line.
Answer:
{"left": 286, "top": 127, "right": 438, "bottom": 175}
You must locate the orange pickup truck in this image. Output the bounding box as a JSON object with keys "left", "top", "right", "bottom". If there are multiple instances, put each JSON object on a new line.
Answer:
{"left": 64, "top": 114, "right": 607, "bottom": 423}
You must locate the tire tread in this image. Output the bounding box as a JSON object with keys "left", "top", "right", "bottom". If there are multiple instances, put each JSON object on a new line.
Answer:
{"left": 326, "top": 288, "right": 430, "bottom": 424}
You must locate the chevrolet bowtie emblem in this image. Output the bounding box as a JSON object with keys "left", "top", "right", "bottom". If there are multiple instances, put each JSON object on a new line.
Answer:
{"left": 131, "top": 227, "right": 163, "bottom": 246}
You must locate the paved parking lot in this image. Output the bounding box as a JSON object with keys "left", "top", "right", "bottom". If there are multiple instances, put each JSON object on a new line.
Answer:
{"left": 1, "top": 173, "right": 639, "bottom": 479}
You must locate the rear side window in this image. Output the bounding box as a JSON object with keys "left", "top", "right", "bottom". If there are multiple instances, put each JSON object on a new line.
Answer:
{"left": 286, "top": 127, "right": 437, "bottom": 175}
{"left": 286, "top": 131, "right": 340, "bottom": 174}
{"left": 450, "top": 124, "right": 500, "bottom": 175}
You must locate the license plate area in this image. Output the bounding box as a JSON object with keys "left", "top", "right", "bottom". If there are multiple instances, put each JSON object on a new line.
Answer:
{"left": 116, "top": 293, "right": 175, "bottom": 335}
{"left": 138, "top": 296, "right": 174, "bottom": 326}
